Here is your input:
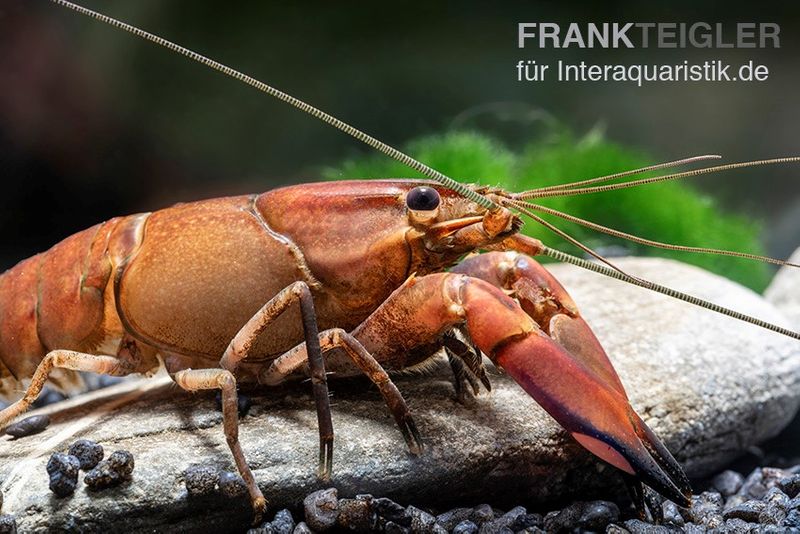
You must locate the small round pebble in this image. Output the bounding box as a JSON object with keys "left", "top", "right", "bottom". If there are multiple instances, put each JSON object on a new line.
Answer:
{"left": 218, "top": 471, "right": 247, "bottom": 499}
{"left": 406, "top": 505, "right": 436, "bottom": 533}
{"left": 4, "top": 415, "right": 50, "bottom": 439}
{"left": 46, "top": 453, "right": 80, "bottom": 497}
{"left": 184, "top": 465, "right": 219, "bottom": 497}
{"left": 337, "top": 497, "right": 374, "bottom": 532}
{"left": 712, "top": 469, "right": 744, "bottom": 496}
{"left": 452, "top": 519, "right": 478, "bottom": 534}
{"left": 373, "top": 497, "right": 409, "bottom": 525}
{"left": 108, "top": 450, "right": 134, "bottom": 477}
{"left": 470, "top": 503, "right": 494, "bottom": 525}
{"left": 303, "top": 487, "right": 339, "bottom": 531}
{"left": 0, "top": 514, "right": 16, "bottom": 534}
{"left": 68, "top": 439, "right": 104, "bottom": 470}
{"left": 268, "top": 509, "right": 295, "bottom": 534}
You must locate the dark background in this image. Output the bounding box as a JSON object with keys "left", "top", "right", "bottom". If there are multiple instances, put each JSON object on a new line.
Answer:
{"left": 1, "top": 1, "right": 798, "bottom": 272}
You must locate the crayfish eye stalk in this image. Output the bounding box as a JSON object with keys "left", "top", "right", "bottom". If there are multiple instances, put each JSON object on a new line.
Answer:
{"left": 406, "top": 186, "right": 441, "bottom": 226}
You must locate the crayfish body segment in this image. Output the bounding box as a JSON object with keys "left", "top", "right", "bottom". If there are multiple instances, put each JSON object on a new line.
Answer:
{"left": 0, "top": 179, "right": 691, "bottom": 516}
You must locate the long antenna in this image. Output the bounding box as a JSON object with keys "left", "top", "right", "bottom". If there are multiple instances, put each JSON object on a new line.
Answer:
{"left": 542, "top": 246, "right": 800, "bottom": 341}
{"left": 50, "top": 0, "right": 800, "bottom": 342}
{"left": 47, "top": 0, "right": 497, "bottom": 211}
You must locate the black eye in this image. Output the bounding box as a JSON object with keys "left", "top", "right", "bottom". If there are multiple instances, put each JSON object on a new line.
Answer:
{"left": 406, "top": 186, "right": 440, "bottom": 211}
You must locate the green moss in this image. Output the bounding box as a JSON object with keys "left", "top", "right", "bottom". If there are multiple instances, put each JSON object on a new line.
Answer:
{"left": 322, "top": 131, "right": 771, "bottom": 291}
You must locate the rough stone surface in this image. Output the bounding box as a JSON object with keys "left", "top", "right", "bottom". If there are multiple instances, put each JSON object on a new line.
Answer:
{"left": 765, "top": 247, "right": 800, "bottom": 328}
{"left": 0, "top": 258, "right": 798, "bottom": 532}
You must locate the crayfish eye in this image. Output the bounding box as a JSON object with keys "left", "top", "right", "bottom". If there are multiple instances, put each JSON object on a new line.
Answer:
{"left": 406, "top": 186, "right": 440, "bottom": 211}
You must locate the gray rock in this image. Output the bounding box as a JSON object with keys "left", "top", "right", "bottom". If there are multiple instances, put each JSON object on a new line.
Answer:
{"left": 711, "top": 470, "right": 744, "bottom": 496}
{"left": 1, "top": 258, "right": 798, "bottom": 532}
{"left": 765, "top": 247, "right": 800, "bottom": 328}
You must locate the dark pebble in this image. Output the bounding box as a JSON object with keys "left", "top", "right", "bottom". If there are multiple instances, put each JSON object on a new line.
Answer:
{"left": 183, "top": 465, "right": 219, "bottom": 497}
{"left": 544, "top": 501, "right": 619, "bottom": 532}
{"left": 292, "top": 522, "right": 313, "bottom": 534}
{"left": 452, "top": 520, "right": 478, "bottom": 534}
{"left": 84, "top": 463, "right": 122, "bottom": 490}
{"left": 46, "top": 453, "right": 80, "bottom": 497}
{"left": 374, "top": 497, "right": 409, "bottom": 526}
{"left": 269, "top": 509, "right": 295, "bottom": 534}
{"left": 218, "top": 471, "right": 247, "bottom": 498}
{"left": 479, "top": 505, "right": 525, "bottom": 534}
{"left": 785, "top": 508, "right": 800, "bottom": 528}
{"left": 760, "top": 486, "right": 789, "bottom": 525}
{"left": 68, "top": 439, "right": 104, "bottom": 470}
{"left": 107, "top": 450, "right": 134, "bottom": 477}
{"left": 0, "top": 515, "right": 15, "bottom": 534}
{"left": 622, "top": 519, "right": 681, "bottom": 533}
{"left": 337, "top": 497, "right": 374, "bottom": 532}
{"left": 471, "top": 504, "right": 495, "bottom": 525}
{"left": 722, "top": 500, "right": 765, "bottom": 522}
{"left": 215, "top": 390, "right": 252, "bottom": 417}
{"left": 303, "top": 488, "right": 339, "bottom": 531}
{"left": 437, "top": 508, "right": 472, "bottom": 531}
{"left": 4, "top": 415, "right": 50, "bottom": 438}
{"left": 32, "top": 388, "right": 66, "bottom": 408}
{"left": 739, "top": 467, "right": 789, "bottom": 500}
{"left": 723, "top": 518, "right": 759, "bottom": 532}
{"left": 712, "top": 469, "right": 744, "bottom": 497}
{"left": 661, "top": 500, "right": 684, "bottom": 527}
{"left": 687, "top": 491, "right": 723, "bottom": 528}
{"left": 509, "top": 512, "right": 542, "bottom": 531}
{"left": 406, "top": 505, "right": 436, "bottom": 533}
{"left": 779, "top": 474, "right": 800, "bottom": 499}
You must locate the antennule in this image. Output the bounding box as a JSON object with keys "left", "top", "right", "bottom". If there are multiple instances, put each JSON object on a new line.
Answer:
{"left": 528, "top": 154, "right": 722, "bottom": 195}
{"left": 48, "top": 0, "right": 497, "bottom": 210}
{"left": 516, "top": 157, "right": 800, "bottom": 200}
{"left": 509, "top": 199, "right": 800, "bottom": 268}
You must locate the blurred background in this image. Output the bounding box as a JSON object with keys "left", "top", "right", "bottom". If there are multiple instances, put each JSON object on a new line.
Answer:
{"left": 1, "top": 0, "right": 798, "bottom": 287}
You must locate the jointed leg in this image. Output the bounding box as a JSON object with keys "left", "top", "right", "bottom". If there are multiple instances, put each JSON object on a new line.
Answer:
{"left": 261, "top": 328, "right": 423, "bottom": 455}
{"left": 219, "top": 281, "right": 333, "bottom": 479}
{"left": 0, "top": 350, "right": 123, "bottom": 427}
{"left": 173, "top": 368, "right": 267, "bottom": 521}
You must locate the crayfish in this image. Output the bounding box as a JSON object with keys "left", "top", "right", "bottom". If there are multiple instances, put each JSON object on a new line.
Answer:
{"left": 1, "top": 0, "right": 799, "bottom": 523}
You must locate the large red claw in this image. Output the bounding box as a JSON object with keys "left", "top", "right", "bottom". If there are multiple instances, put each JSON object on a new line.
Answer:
{"left": 461, "top": 279, "right": 692, "bottom": 507}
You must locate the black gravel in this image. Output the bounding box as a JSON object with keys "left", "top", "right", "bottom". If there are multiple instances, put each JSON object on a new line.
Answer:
{"left": 184, "top": 465, "right": 219, "bottom": 497}
{"left": 3, "top": 414, "right": 49, "bottom": 438}
{"left": 68, "top": 439, "right": 104, "bottom": 471}
{"left": 84, "top": 450, "right": 134, "bottom": 490}
{"left": 239, "top": 464, "right": 800, "bottom": 533}
{"left": 46, "top": 453, "right": 81, "bottom": 497}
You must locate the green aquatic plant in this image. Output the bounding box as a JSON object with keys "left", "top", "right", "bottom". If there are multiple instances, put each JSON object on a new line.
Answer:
{"left": 323, "top": 131, "right": 771, "bottom": 291}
